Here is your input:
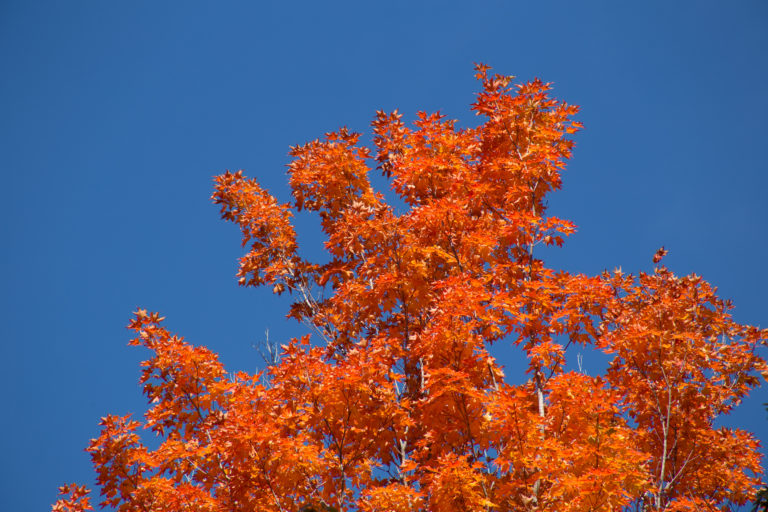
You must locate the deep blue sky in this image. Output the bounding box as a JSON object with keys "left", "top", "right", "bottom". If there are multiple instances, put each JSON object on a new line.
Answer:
{"left": 2, "top": 2, "right": 767, "bottom": 510}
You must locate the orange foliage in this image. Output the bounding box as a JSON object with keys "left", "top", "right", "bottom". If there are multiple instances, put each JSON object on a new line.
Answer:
{"left": 55, "top": 66, "right": 767, "bottom": 512}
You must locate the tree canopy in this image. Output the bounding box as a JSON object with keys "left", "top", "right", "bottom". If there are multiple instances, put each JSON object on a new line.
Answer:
{"left": 54, "top": 65, "right": 767, "bottom": 512}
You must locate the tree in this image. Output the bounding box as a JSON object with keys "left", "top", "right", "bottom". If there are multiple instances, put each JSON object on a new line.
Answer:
{"left": 54, "top": 65, "right": 767, "bottom": 512}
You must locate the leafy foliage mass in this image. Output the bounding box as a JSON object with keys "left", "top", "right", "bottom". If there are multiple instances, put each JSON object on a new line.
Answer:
{"left": 55, "top": 66, "right": 767, "bottom": 512}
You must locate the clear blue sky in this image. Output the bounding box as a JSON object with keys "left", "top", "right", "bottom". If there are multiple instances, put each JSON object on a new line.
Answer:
{"left": 1, "top": 1, "right": 767, "bottom": 510}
